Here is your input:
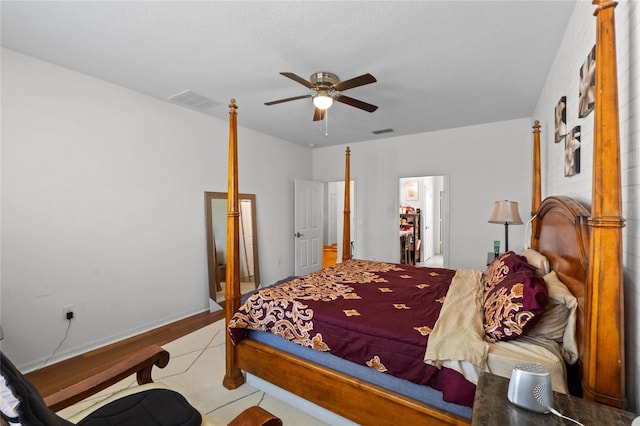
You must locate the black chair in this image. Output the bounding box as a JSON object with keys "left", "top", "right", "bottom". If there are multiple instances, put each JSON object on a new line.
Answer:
{"left": 1, "top": 345, "right": 282, "bottom": 426}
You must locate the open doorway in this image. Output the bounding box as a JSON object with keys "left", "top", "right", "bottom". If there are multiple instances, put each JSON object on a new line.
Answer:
{"left": 399, "top": 175, "right": 446, "bottom": 267}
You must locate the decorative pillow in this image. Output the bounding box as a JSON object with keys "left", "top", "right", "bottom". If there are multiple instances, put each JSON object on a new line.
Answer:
{"left": 483, "top": 270, "right": 548, "bottom": 342}
{"left": 527, "top": 271, "right": 579, "bottom": 363}
{"left": 523, "top": 248, "right": 551, "bottom": 277}
{"left": 483, "top": 251, "right": 536, "bottom": 292}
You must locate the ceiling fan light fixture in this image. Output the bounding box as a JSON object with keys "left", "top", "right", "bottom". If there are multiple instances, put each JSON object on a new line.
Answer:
{"left": 264, "top": 71, "right": 377, "bottom": 120}
{"left": 313, "top": 93, "right": 334, "bottom": 110}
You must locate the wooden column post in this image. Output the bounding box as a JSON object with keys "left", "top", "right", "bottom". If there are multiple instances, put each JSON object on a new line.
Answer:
{"left": 223, "top": 99, "right": 244, "bottom": 389}
{"left": 531, "top": 121, "right": 541, "bottom": 217}
{"left": 342, "top": 147, "right": 351, "bottom": 261}
{"left": 584, "top": 0, "right": 626, "bottom": 408}
{"left": 530, "top": 121, "right": 542, "bottom": 249}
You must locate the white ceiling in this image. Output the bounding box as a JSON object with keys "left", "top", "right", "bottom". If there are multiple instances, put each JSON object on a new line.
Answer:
{"left": 1, "top": 1, "right": 576, "bottom": 148}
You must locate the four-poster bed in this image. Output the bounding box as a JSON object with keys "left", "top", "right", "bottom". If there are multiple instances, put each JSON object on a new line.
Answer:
{"left": 221, "top": 1, "right": 626, "bottom": 423}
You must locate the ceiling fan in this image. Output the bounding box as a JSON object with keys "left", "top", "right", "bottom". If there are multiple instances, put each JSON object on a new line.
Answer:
{"left": 264, "top": 72, "right": 378, "bottom": 121}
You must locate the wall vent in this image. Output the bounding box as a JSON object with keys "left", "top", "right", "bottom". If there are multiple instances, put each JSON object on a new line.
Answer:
{"left": 167, "top": 89, "right": 222, "bottom": 111}
{"left": 371, "top": 128, "right": 394, "bottom": 135}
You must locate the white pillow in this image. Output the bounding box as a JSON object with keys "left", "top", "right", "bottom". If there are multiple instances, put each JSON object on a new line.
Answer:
{"left": 523, "top": 248, "right": 551, "bottom": 277}
{"left": 527, "top": 271, "right": 578, "bottom": 364}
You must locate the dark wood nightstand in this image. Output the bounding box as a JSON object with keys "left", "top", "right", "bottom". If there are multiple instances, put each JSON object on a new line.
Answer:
{"left": 486, "top": 252, "right": 501, "bottom": 265}
{"left": 471, "top": 372, "right": 637, "bottom": 425}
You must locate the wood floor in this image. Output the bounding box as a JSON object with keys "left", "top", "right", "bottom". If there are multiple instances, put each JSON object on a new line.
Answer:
{"left": 323, "top": 244, "right": 337, "bottom": 268}
{"left": 25, "top": 310, "right": 224, "bottom": 399}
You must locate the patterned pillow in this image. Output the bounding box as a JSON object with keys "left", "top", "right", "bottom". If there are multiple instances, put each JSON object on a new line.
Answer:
{"left": 483, "top": 270, "right": 548, "bottom": 342}
{"left": 483, "top": 251, "right": 536, "bottom": 292}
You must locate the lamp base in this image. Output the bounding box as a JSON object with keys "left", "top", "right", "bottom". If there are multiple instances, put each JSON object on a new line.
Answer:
{"left": 504, "top": 223, "right": 510, "bottom": 252}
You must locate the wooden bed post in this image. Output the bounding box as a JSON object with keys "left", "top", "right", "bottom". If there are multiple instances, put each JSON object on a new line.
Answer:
{"left": 530, "top": 121, "right": 542, "bottom": 249}
{"left": 342, "top": 147, "right": 351, "bottom": 261}
{"left": 223, "top": 99, "right": 244, "bottom": 389}
{"left": 584, "top": 0, "right": 626, "bottom": 408}
{"left": 531, "top": 121, "right": 541, "bottom": 217}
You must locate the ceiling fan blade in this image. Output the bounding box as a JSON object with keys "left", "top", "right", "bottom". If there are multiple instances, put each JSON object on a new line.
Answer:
{"left": 280, "top": 72, "right": 315, "bottom": 89}
{"left": 264, "top": 94, "right": 311, "bottom": 106}
{"left": 313, "top": 108, "right": 326, "bottom": 121}
{"left": 336, "top": 95, "right": 378, "bottom": 113}
{"left": 332, "top": 73, "right": 377, "bottom": 92}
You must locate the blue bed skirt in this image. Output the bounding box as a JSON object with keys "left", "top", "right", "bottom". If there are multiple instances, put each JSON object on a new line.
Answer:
{"left": 246, "top": 329, "right": 473, "bottom": 419}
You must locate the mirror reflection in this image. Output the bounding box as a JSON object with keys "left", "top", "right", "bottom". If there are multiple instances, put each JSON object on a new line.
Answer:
{"left": 205, "top": 192, "right": 260, "bottom": 304}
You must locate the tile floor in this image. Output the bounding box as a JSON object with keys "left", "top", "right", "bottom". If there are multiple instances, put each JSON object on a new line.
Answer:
{"left": 57, "top": 319, "right": 330, "bottom": 425}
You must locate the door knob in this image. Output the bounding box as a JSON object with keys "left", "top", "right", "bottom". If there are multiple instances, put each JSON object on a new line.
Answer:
{"left": 294, "top": 232, "right": 304, "bottom": 238}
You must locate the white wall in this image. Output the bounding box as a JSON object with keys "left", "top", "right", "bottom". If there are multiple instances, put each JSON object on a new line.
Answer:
{"left": 0, "top": 49, "right": 312, "bottom": 370}
{"left": 313, "top": 118, "right": 533, "bottom": 271}
{"left": 532, "top": 1, "right": 639, "bottom": 412}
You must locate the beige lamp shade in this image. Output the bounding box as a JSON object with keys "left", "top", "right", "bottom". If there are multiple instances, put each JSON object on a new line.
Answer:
{"left": 488, "top": 200, "right": 523, "bottom": 225}
{"left": 488, "top": 200, "right": 523, "bottom": 252}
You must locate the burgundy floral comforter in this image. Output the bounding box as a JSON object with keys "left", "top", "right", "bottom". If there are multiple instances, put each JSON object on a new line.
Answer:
{"left": 228, "top": 259, "right": 476, "bottom": 406}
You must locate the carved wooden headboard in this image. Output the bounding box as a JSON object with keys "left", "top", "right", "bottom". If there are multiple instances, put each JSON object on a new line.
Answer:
{"left": 532, "top": 196, "right": 590, "bottom": 359}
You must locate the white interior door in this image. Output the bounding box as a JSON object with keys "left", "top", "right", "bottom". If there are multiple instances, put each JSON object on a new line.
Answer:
{"left": 423, "top": 185, "right": 434, "bottom": 260}
{"left": 295, "top": 179, "right": 323, "bottom": 276}
{"left": 328, "top": 192, "right": 338, "bottom": 245}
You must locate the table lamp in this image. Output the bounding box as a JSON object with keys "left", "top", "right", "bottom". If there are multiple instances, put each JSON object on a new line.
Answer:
{"left": 488, "top": 200, "right": 523, "bottom": 252}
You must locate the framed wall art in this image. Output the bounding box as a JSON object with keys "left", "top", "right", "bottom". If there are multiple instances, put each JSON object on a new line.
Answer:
{"left": 404, "top": 181, "right": 419, "bottom": 201}
{"left": 564, "top": 126, "right": 581, "bottom": 177}
{"left": 578, "top": 45, "right": 596, "bottom": 118}
{"left": 554, "top": 96, "right": 567, "bottom": 143}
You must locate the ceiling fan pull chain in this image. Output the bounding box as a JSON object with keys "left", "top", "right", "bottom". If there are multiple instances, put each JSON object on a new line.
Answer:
{"left": 325, "top": 109, "right": 329, "bottom": 137}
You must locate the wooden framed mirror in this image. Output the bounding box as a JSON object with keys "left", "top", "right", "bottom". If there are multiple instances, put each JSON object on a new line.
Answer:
{"left": 204, "top": 192, "right": 260, "bottom": 303}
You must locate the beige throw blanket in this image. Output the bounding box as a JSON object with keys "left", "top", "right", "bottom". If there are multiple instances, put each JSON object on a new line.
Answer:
{"left": 423, "top": 269, "right": 488, "bottom": 383}
{"left": 423, "top": 269, "right": 568, "bottom": 392}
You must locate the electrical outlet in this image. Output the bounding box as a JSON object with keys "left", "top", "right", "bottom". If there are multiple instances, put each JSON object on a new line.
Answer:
{"left": 63, "top": 304, "right": 75, "bottom": 320}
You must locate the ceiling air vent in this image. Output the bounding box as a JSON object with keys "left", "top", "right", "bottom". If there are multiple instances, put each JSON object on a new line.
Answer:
{"left": 167, "top": 89, "right": 222, "bottom": 112}
{"left": 371, "top": 128, "right": 394, "bottom": 135}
